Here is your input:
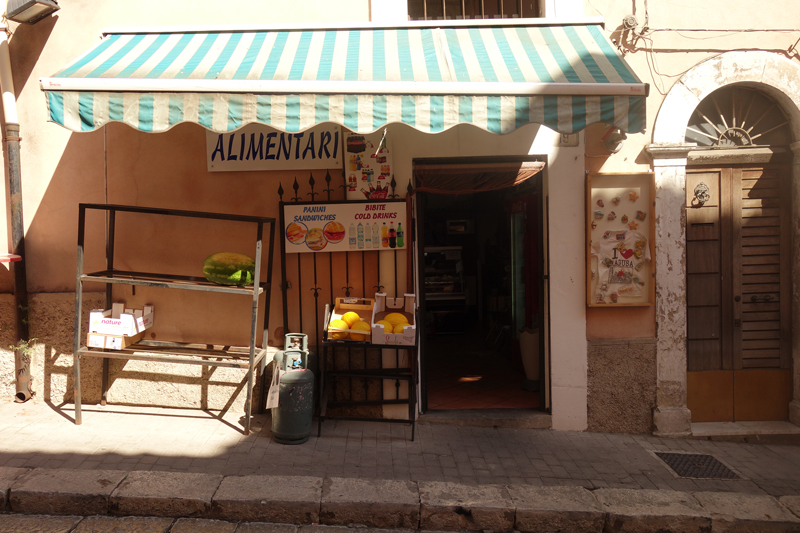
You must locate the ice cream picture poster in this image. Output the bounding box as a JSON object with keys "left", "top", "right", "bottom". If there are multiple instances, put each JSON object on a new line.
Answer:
{"left": 345, "top": 131, "right": 393, "bottom": 201}
{"left": 283, "top": 201, "right": 407, "bottom": 253}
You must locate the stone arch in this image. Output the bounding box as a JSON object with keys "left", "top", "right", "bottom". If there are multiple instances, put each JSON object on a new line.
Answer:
{"left": 653, "top": 51, "right": 800, "bottom": 145}
{"left": 648, "top": 51, "right": 800, "bottom": 436}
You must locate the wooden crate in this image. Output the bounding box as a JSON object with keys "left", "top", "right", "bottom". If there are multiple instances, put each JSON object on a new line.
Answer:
{"left": 323, "top": 297, "right": 375, "bottom": 344}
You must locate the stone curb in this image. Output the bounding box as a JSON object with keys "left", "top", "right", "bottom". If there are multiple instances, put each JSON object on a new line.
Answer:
{"left": 0, "top": 466, "right": 29, "bottom": 512}
{"left": 9, "top": 468, "right": 127, "bottom": 516}
{"left": 212, "top": 475, "right": 322, "bottom": 524}
{"left": 5, "top": 467, "right": 800, "bottom": 532}
{"left": 109, "top": 470, "right": 223, "bottom": 518}
{"left": 320, "top": 477, "right": 420, "bottom": 529}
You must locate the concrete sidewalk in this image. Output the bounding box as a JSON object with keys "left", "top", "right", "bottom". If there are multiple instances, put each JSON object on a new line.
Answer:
{"left": 2, "top": 401, "right": 800, "bottom": 532}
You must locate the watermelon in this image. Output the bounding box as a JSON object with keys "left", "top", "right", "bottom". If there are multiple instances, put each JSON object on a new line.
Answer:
{"left": 203, "top": 252, "right": 256, "bottom": 286}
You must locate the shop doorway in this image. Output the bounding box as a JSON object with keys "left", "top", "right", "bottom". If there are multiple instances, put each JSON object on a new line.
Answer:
{"left": 413, "top": 160, "right": 547, "bottom": 412}
{"left": 685, "top": 165, "right": 793, "bottom": 422}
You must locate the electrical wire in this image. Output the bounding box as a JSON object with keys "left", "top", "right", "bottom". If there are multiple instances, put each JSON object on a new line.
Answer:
{"left": 585, "top": 0, "right": 603, "bottom": 17}
{"left": 649, "top": 28, "right": 800, "bottom": 34}
{"left": 587, "top": 0, "right": 800, "bottom": 95}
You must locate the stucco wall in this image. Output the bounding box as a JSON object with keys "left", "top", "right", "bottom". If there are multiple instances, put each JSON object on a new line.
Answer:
{"left": 0, "top": 0, "right": 591, "bottom": 425}
{"left": 5, "top": 0, "right": 800, "bottom": 431}
{"left": 0, "top": 0, "right": 373, "bottom": 408}
{"left": 579, "top": 0, "right": 800, "bottom": 342}
{"left": 580, "top": 0, "right": 800, "bottom": 434}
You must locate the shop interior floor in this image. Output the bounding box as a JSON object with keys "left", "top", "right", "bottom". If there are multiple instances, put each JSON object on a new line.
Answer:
{"left": 424, "top": 331, "right": 541, "bottom": 411}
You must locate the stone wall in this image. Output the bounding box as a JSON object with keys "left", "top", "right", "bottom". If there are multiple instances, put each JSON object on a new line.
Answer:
{"left": 1, "top": 292, "right": 261, "bottom": 415}
{"left": 587, "top": 338, "right": 657, "bottom": 434}
{"left": 1, "top": 294, "right": 16, "bottom": 400}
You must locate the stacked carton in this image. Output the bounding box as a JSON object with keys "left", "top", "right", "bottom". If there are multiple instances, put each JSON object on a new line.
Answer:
{"left": 87, "top": 302, "right": 154, "bottom": 350}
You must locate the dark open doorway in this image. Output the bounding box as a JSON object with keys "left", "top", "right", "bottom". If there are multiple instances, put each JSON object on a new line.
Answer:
{"left": 414, "top": 161, "right": 546, "bottom": 413}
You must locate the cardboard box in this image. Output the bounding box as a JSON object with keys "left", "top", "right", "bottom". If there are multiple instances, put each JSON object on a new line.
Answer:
{"left": 323, "top": 297, "right": 374, "bottom": 343}
{"left": 371, "top": 293, "right": 416, "bottom": 346}
{"left": 87, "top": 331, "right": 144, "bottom": 350}
{"left": 89, "top": 303, "right": 154, "bottom": 337}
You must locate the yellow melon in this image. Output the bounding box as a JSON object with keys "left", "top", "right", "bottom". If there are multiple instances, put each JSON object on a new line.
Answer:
{"left": 376, "top": 320, "right": 393, "bottom": 333}
{"left": 341, "top": 311, "right": 361, "bottom": 327}
{"left": 384, "top": 312, "right": 408, "bottom": 326}
{"left": 349, "top": 320, "right": 371, "bottom": 341}
{"left": 393, "top": 323, "right": 410, "bottom": 334}
{"left": 328, "top": 318, "right": 349, "bottom": 339}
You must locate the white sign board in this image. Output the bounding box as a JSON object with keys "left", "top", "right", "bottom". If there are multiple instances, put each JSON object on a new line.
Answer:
{"left": 284, "top": 201, "right": 407, "bottom": 253}
{"left": 206, "top": 124, "right": 343, "bottom": 172}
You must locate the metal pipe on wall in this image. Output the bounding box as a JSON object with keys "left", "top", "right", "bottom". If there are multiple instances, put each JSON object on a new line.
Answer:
{"left": 0, "top": 22, "right": 32, "bottom": 401}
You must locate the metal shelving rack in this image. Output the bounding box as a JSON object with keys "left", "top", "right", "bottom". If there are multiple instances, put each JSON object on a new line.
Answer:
{"left": 317, "top": 332, "right": 417, "bottom": 441}
{"left": 72, "top": 204, "right": 276, "bottom": 434}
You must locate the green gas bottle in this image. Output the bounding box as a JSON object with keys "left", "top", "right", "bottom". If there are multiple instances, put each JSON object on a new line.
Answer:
{"left": 271, "top": 335, "right": 314, "bottom": 445}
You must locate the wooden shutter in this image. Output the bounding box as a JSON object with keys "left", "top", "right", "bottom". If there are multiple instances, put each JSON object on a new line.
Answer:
{"left": 736, "top": 167, "right": 791, "bottom": 370}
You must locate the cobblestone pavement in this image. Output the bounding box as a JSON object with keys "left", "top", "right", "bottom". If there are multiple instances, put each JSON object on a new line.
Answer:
{"left": 1, "top": 401, "right": 799, "bottom": 497}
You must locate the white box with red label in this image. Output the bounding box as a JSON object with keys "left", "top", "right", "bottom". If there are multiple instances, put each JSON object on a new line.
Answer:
{"left": 89, "top": 302, "right": 154, "bottom": 337}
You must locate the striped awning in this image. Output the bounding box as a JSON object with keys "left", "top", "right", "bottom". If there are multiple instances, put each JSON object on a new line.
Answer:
{"left": 40, "top": 19, "right": 647, "bottom": 135}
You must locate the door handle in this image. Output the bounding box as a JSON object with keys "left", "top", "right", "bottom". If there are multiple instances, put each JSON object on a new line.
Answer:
{"left": 750, "top": 294, "right": 775, "bottom": 302}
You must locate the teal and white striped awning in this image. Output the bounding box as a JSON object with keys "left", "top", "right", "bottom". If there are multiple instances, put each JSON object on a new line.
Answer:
{"left": 40, "top": 19, "right": 647, "bottom": 135}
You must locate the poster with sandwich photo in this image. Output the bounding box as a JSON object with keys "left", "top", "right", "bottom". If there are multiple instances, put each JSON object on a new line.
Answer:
{"left": 284, "top": 200, "right": 407, "bottom": 253}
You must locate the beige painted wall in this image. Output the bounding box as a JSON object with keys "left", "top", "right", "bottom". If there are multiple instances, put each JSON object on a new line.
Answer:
{"left": 583, "top": 0, "right": 799, "bottom": 176}
{"left": 0, "top": 0, "right": 373, "bottom": 405}
{"left": 580, "top": 0, "right": 800, "bottom": 341}
{"left": 4, "top": 0, "right": 798, "bottom": 429}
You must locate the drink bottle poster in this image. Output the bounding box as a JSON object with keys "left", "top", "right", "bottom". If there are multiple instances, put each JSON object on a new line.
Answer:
{"left": 283, "top": 200, "right": 407, "bottom": 253}
{"left": 344, "top": 130, "right": 393, "bottom": 201}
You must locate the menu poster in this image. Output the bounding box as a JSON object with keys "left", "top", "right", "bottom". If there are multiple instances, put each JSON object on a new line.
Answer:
{"left": 344, "top": 130, "right": 393, "bottom": 201}
{"left": 284, "top": 201, "right": 407, "bottom": 254}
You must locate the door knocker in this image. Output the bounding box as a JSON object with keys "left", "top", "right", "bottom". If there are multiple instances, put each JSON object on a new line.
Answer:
{"left": 693, "top": 182, "right": 710, "bottom": 207}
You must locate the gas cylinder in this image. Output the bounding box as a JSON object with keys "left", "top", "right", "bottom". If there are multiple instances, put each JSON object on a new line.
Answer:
{"left": 271, "top": 336, "right": 314, "bottom": 444}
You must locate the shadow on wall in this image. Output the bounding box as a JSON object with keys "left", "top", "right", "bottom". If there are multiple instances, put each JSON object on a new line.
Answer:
{"left": 24, "top": 117, "right": 546, "bottom": 412}
{"left": 23, "top": 122, "right": 303, "bottom": 410}
{"left": 8, "top": 15, "right": 58, "bottom": 95}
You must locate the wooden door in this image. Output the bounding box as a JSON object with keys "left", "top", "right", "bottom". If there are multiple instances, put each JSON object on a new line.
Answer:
{"left": 686, "top": 165, "right": 793, "bottom": 422}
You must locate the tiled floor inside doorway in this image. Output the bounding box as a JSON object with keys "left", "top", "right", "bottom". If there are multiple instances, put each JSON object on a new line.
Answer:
{"left": 425, "top": 331, "right": 540, "bottom": 410}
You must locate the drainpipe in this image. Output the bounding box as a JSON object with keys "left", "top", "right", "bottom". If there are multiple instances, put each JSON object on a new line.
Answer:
{"left": 0, "top": 21, "right": 32, "bottom": 402}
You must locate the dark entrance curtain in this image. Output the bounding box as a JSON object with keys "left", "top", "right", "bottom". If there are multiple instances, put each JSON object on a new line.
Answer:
{"left": 411, "top": 160, "right": 545, "bottom": 194}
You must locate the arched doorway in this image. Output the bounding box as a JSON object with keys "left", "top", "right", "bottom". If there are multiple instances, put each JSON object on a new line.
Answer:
{"left": 684, "top": 86, "right": 793, "bottom": 422}
{"left": 647, "top": 51, "right": 800, "bottom": 436}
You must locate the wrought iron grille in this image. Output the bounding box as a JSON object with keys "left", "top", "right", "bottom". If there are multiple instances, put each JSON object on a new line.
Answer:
{"left": 408, "top": 0, "right": 540, "bottom": 20}
{"left": 278, "top": 171, "right": 418, "bottom": 439}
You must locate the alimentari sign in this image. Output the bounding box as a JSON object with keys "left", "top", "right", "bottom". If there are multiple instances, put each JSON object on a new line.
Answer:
{"left": 206, "top": 124, "right": 342, "bottom": 172}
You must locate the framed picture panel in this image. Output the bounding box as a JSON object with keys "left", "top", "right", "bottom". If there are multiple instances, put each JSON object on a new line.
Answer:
{"left": 586, "top": 173, "right": 655, "bottom": 307}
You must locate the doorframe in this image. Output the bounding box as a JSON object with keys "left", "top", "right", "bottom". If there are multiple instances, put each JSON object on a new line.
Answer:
{"left": 647, "top": 51, "right": 800, "bottom": 435}
{"left": 409, "top": 155, "right": 549, "bottom": 414}
{"left": 685, "top": 159, "right": 794, "bottom": 422}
